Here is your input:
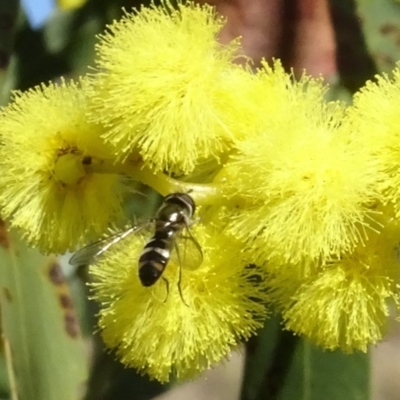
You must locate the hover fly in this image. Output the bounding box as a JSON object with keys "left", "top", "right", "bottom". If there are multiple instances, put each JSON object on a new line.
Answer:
{"left": 69, "top": 193, "right": 203, "bottom": 301}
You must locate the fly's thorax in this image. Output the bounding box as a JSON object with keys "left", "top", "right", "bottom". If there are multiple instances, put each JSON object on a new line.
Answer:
{"left": 155, "top": 193, "right": 195, "bottom": 231}
{"left": 163, "top": 193, "right": 195, "bottom": 216}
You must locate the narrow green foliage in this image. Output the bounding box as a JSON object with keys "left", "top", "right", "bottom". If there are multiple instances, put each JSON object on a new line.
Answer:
{"left": 0, "top": 225, "right": 88, "bottom": 400}
{"left": 241, "top": 317, "right": 369, "bottom": 400}
{"left": 357, "top": 0, "right": 400, "bottom": 73}
{"left": 280, "top": 339, "right": 369, "bottom": 400}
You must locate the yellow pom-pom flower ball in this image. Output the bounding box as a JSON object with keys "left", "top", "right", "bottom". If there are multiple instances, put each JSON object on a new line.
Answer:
{"left": 89, "top": 0, "right": 247, "bottom": 174}
{"left": 0, "top": 79, "right": 126, "bottom": 253}
{"left": 90, "top": 221, "right": 269, "bottom": 382}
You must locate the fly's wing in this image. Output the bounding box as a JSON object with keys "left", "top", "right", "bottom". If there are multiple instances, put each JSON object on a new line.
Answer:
{"left": 171, "top": 225, "right": 203, "bottom": 271}
{"left": 69, "top": 222, "right": 152, "bottom": 267}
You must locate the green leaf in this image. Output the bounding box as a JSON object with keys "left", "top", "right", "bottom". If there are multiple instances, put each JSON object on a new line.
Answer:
{"left": 240, "top": 316, "right": 369, "bottom": 400}
{"left": 357, "top": 0, "right": 400, "bottom": 73}
{"left": 280, "top": 340, "right": 369, "bottom": 400}
{"left": 0, "top": 225, "right": 88, "bottom": 400}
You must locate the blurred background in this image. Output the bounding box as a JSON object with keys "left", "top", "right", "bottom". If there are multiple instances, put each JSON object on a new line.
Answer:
{"left": 0, "top": 0, "right": 400, "bottom": 399}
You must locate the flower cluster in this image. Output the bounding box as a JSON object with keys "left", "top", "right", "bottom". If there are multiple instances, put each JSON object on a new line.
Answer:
{"left": 0, "top": 79, "right": 127, "bottom": 253}
{"left": 1, "top": 0, "right": 400, "bottom": 383}
{"left": 91, "top": 222, "right": 268, "bottom": 382}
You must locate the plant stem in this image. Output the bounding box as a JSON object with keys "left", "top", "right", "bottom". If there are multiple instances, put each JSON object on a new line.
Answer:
{"left": 240, "top": 316, "right": 300, "bottom": 400}
{"left": 85, "top": 157, "right": 221, "bottom": 206}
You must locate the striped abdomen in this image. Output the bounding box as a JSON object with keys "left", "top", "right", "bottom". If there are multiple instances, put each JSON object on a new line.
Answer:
{"left": 138, "top": 230, "right": 173, "bottom": 286}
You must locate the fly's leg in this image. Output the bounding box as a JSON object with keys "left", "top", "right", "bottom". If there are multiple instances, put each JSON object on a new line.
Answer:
{"left": 174, "top": 242, "right": 189, "bottom": 307}
{"left": 177, "top": 262, "right": 189, "bottom": 307}
{"left": 162, "top": 277, "right": 170, "bottom": 303}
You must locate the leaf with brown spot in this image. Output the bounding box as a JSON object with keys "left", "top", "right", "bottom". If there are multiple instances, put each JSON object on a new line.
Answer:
{"left": 0, "top": 227, "right": 88, "bottom": 400}
{"left": 47, "top": 261, "right": 65, "bottom": 286}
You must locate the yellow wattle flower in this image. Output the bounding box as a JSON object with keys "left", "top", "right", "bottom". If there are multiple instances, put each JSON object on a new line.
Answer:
{"left": 345, "top": 64, "right": 400, "bottom": 216}
{"left": 88, "top": 0, "right": 247, "bottom": 174}
{"left": 90, "top": 222, "right": 269, "bottom": 382}
{"left": 269, "top": 215, "right": 400, "bottom": 352}
{"left": 221, "top": 61, "right": 382, "bottom": 267}
{"left": 0, "top": 79, "right": 126, "bottom": 253}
